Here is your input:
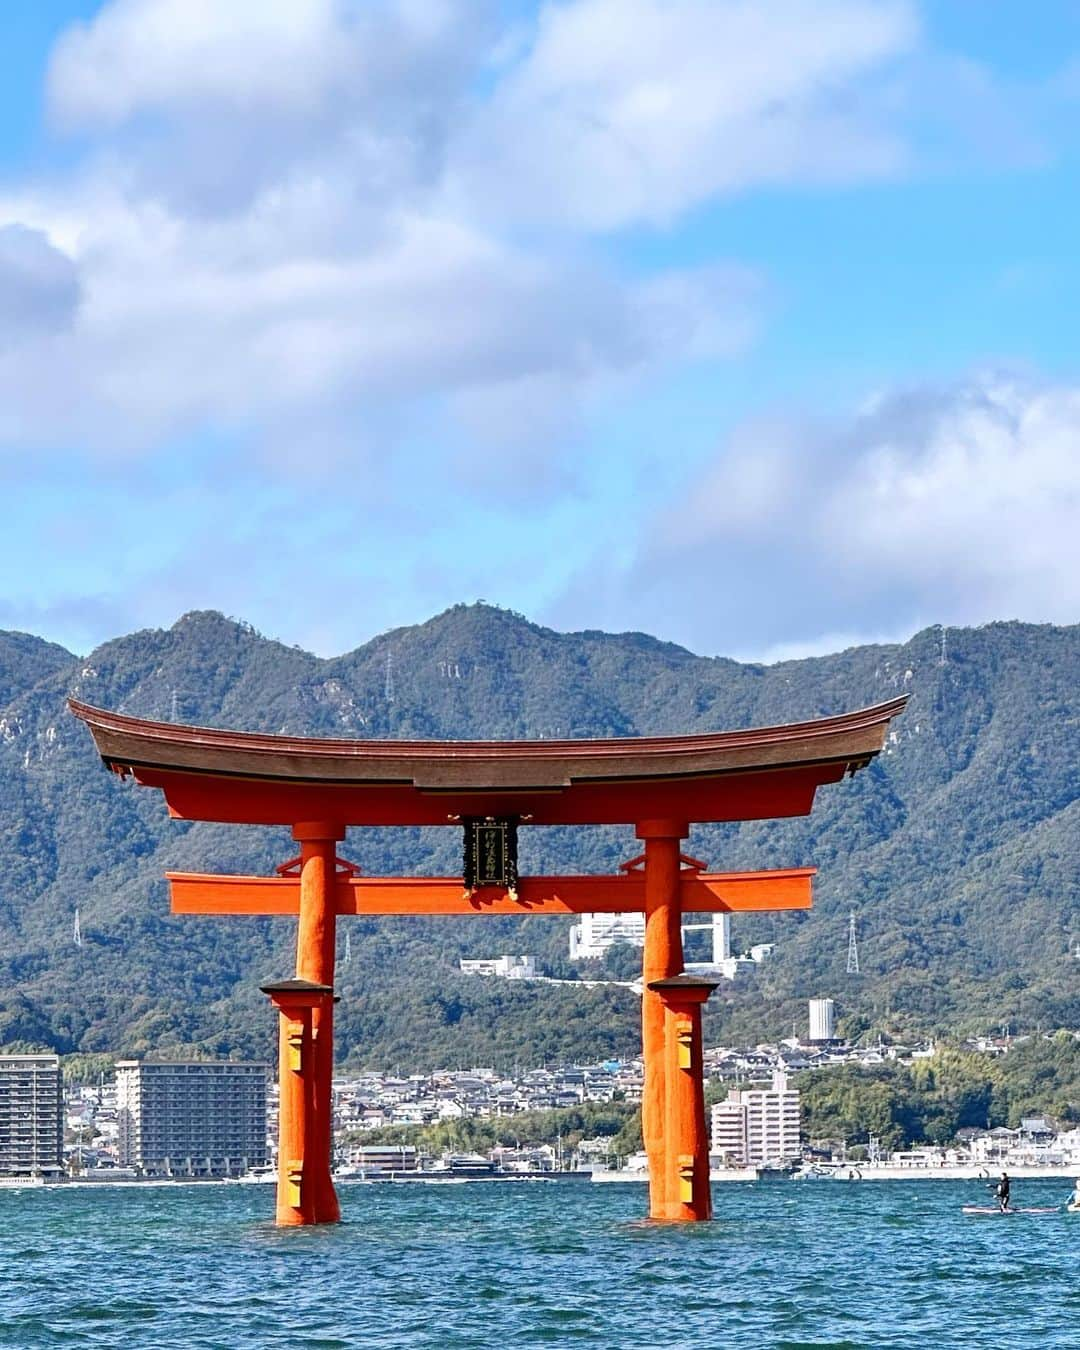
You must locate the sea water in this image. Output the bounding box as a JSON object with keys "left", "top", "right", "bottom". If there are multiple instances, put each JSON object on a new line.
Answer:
{"left": 1, "top": 1179, "right": 1076, "bottom": 1348}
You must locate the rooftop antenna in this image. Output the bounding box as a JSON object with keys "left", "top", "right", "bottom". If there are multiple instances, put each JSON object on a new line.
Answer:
{"left": 73, "top": 906, "right": 82, "bottom": 948}
{"left": 846, "top": 910, "right": 860, "bottom": 975}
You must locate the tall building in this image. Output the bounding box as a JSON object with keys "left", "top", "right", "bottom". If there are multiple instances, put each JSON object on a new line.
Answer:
{"left": 569, "top": 911, "right": 645, "bottom": 960}
{"left": 809, "top": 997, "right": 836, "bottom": 1042}
{"left": 710, "top": 1070, "right": 801, "bottom": 1166}
{"left": 709, "top": 1093, "right": 747, "bottom": 1164}
{"left": 0, "top": 1054, "right": 64, "bottom": 1178}
{"left": 116, "top": 1060, "right": 268, "bottom": 1177}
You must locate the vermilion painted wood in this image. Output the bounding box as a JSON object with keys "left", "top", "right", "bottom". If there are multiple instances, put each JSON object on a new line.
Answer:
{"left": 140, "top": 764, "right": 832, "bottom": 826}
{"left": 262, "top": 982, "right": 329, "bottom": 1226}
{"left": 293, "top": 837, "right": 340, "bottom": 1225}
{"left": 67, "top": 697, "right": 906, "bottom": 1228}
{"left": 68, "top": 696, "right": 906, "bottom": 827}
{"left": 166, "top": 867, "right": 815, "bottom": 916}
{"left": 650, "top": 977, "right": 718, "bottom": 1221}
{"left": 640, "top": 829, "right": 685, "bottom": 1218}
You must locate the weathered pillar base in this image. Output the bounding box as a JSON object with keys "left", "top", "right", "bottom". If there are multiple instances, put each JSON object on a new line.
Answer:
{"left": 647, "top": 974, "right": 719, "bottom": 1222}
{"left": 262, "top": 979, "right": 340, "bottom": 1226}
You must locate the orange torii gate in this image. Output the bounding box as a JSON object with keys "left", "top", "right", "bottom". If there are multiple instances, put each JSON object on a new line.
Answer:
{"left": 71, "top": 695, "right": 904, "bottom": 1226}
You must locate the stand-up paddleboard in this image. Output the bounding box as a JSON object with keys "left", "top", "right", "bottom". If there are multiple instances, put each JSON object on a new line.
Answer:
{"left": 961, "top": 1205, "right": 1060, "bottom": 1215}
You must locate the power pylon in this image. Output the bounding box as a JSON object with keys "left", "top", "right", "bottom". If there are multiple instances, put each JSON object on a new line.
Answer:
{"left": 384, "top": 650, "right": 395, "bottom": 703}
{"left": 846, "top": 910, "right": 860, "bottom": 974}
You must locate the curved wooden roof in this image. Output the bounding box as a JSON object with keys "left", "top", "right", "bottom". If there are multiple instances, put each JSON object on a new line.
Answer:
{"left": 69, "top": 696, "right": 906, "bottom": 827}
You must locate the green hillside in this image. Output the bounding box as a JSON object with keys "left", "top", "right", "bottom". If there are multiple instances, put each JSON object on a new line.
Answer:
{"left": 0, "top": 606, "right": 1076, "bottom": 1068}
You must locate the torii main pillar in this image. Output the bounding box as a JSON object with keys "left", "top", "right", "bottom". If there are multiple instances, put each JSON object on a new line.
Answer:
{"left": 288, "top": 822, "right": 343, "bottom": 1225}
{"left": 638, "top": 819, "right": 687, "bottom": 1220}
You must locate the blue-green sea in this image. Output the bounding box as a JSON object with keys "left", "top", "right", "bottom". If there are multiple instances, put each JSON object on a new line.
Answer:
{"left": 1, "top": 1179, "right": 1076, "bottom": 1348}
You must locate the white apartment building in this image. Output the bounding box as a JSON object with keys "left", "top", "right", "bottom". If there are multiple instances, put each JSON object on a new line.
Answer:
{"left": 569, "top": 912, "right": 645, "bottom": 960}
{"left": 116, "top": 1060, "right": 268, "bottom": 1177}
{"left": 0, "top": 1054, "right": 64, "bottom": 1177}
{"left": 709, "top": 1094, "right": 748, "bottom": 1164}
{"left": 710, "top": 1070, "right": 801, "bottom": 1166}
{"left": 459, "top": 955, "right": 536, "bottom": 979}
{"left": 809, "top": 998, "right": 836, "bottom": 1042}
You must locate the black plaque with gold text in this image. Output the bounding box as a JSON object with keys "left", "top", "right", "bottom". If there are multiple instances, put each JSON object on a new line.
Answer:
{"left": 462, "top": 816, "right": 519, "bottom": 900}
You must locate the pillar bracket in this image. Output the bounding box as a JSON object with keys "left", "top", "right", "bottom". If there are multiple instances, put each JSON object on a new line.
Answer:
{"left": 619, "top": 851, "right": 707, "bottom": 874}
{"left": 275, "top": 854, "right": 361, "bottom": 878}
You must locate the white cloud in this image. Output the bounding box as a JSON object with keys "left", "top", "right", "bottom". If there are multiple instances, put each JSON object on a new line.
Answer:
{"left": 7, "top": 0, "right": 862, "bottom": 474}
{"left": 48, "top": 0, "right": 348, "bottom": 124}
{"left": 552, "top": 372, "right": 1080, "bottom": 654}
{"left": 48, "top": 0, "right": 492, "bottom": 219}
{"left": 0, "top": 184, "right": 763, "bottom": 462}
{"left": 822, "top": 376, "right": 1080, "bottom": 613}
{"left": 0, "top": 0, "right": 1029, "bottom": 500}
{"left": 0, "top": 225, "right": 81, "bottom": 343}
{"left": 449, "top": 0, "right": 917, "bottom": 229}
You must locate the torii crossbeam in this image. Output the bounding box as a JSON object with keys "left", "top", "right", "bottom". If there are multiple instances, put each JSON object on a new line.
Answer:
{"left": 71, "top": 694, "right": 905, "bottom": 1226}
{"left": 168, "top": 867, "right": 815, "bottom": 916}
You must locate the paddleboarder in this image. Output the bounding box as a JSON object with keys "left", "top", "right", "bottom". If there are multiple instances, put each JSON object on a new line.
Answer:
{"left": 995, "top": 1171, "right": 1011, "bottom": 1212}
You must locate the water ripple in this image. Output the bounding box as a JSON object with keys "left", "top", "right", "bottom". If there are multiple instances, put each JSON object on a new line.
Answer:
{"left": 0, "top": 1180, "right": 1075, "bottom": 1348}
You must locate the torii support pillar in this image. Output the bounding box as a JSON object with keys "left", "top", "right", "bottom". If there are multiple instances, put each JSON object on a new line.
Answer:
{"left": 637, "top": 818, "right": 688, "bottom": 1220}
{"left": 292, "top": 822, "right": 343, "bottom": 1225}
{"left": 648, "top": 974, "right": 720, "bottom": 1221}
{"left": 261, "top": 979, "right": 336, "bottom": 1226}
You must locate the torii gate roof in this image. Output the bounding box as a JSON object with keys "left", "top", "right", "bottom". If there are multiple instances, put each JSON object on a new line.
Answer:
{"left": 69, "top": 696, "right": 906, "bottom": 828}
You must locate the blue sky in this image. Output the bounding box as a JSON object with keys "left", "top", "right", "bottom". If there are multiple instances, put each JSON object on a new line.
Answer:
{"left": 1, "top": 0, "right": 1078, "bottom": 660}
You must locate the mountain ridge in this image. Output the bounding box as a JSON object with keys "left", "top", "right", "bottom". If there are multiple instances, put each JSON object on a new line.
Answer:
{"left": 0, "top": 605, "right": 1076, "bottom": 1067}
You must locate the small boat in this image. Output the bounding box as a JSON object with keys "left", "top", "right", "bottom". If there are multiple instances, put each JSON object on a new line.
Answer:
{"left": 234, "top": 1166, "right": 276, "bottom": 1184}
{"left": 961, "top": 1205, "right": 1060, "bottom": 1216}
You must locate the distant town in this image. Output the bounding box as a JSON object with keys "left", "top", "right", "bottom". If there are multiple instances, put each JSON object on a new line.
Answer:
{"left": 5, "top": 1000, "right": 1079, "bottom": 1187}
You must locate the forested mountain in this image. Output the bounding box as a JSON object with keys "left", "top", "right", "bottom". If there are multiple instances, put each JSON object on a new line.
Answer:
{"left": 0, "top": 606, "right": 1076, "bottom": 1069}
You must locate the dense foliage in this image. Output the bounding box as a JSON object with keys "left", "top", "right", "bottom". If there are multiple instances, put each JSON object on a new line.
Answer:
{"left": 350, "top": 1103, "right": 640, "bottom": 1158}
{"left": 799, "top": 1034, "right": 1080, "bottom": 1150}
{"left": 0, "top": 605, "right": 1076, "bottom": 1067}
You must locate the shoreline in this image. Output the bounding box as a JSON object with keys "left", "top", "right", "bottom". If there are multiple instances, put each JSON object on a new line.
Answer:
{"left": 6, "top": 1163, "right": 1077, "bottom": 1191}
{"left": 591, "top": 1163, "right": 1080, "bottom": 1184}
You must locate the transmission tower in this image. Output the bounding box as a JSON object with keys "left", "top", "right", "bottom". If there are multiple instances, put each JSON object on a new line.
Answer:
{"left": 384, "top": 650, "right": 395, "bottom": 703}
{"left": 343, "top": 931, "right": 352, "bottom": 965}
{"left": 846, "top": 910, "right": 860, "bottom": 974}
{"left": 73, "top": 907, "right": 82, "bottom": 948}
